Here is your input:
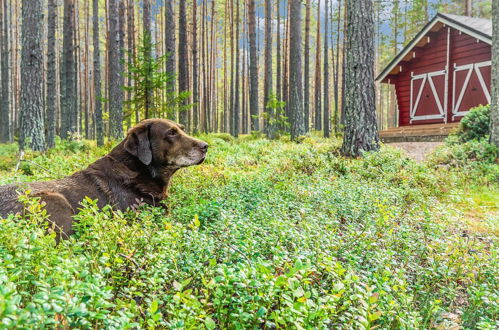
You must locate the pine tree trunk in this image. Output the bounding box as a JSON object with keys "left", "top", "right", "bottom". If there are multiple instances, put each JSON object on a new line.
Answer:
{"left": 118, "top": 0, "right": 126, "bottom": 121}
{"left": 62, "top": 0, "right": 77, "bottom": 139}
{"left": 248, "top": 0, "right": 259, "bottom": 131}
{"left": 340, "top": 1, "right": 347, "bottom": 125}
{"left": 46, "top": 0, "right": 57, "bottom": 148}
{"left": 323, "top": 0, "right": 330, "bottom": 138}
{"left": 93, "top": 0, "right": 104, "bottom": 146}
{"left": 178, "top": 0, "right": 189, "bottom": 128}
{"left": 314, "top": 0, "right": 321, "bottom": 130}
{"left": 165, "top": 0, "right": 175, "bottom": 86}
{"left": 229, "top": 0, "right": 235, "bottom": 134}
{"left": 108, "top": 0, "right": 123, "bottom": 139}
{"left": 232, "top": 0, "right": 240, "bottom": 137}
{"left": 20, "top": 0, "right": 45, "bottom": 151}
{"left": 341, "top": 0, "right": 379, "bottom": 157}
{"left": 283, "top": 1, "right": 290, "bottom": 124}
{"left": 143, "top": 0, "right": 152, "bottom": 119}
{"left": 0, "top": 0, "right": 11, "bottom": 142}
{"left": 191, "top": 0, "right": 199, "bottom": 132}
{"left": 127, "top": 0, "right": 136, "bottom": 123}
{"left": 84, "top": 0, "right": 90, "bottom": 138}
{"left": 275, "top": 0, "right": 281, "bottom": 102}
{"left": 263, "top": 0, "right": 273, "bottom": 137}
{"left": 334, "top": 0, "right": 342, "bottom": 134}
{"left": 303, "top": 0, "right": 311, "bottom": 132}
{"left": 289, "top": 0, "right": 304, "bottom": 140}
{"left": 465, "top": 0, "right": 472, "bottom": 16}
{"left": 209, "top": 0, "right": 215, "bottom": 131}
{"left": 491, "top": 0, "right": 498, "bottom": 147}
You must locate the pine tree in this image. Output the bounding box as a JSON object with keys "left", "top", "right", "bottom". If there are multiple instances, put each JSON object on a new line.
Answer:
{"left": 323, "top": 0, "right": 330, "bottom": 138}
{"left": 341, "top": 0, "right": 379, "bottom": 157}
{"left": 304, "top": 0, "right": 311, "bottom": 132}
{"left": 108, "top": 0, "right": 124, "bottom": 139}
{"left": 143, "top": 0, "right": 152, "bottom": 119}
{"left": 0, "top": 0, "right": 10, "bottom": 142}
{"left": 61, "top": 0, "right": 77, "bottom": 138}
{"left": 178, "top": 0, "right": 189, "bottom": 128}
{"left": 20, "top": 0, "right": 45, "bottom": 151}
{"left": 248, "top": 0, "right": 259, "bottom": 131}
{"left": 263, "top": 0, "right": 273, "bottom": 137}
{"left": 165, "top": 0, "right": 175, "bottom": 84}
{"left": 46, "top": 0, "right": 57, "bottom": 148}
{"left": 192, "top": 0, "right": 199, "bottom": 132}
{"left": 93, "top": 0, "right": 104, "bottom": 146}
{"left": 314, "top": 0, "right": 322, "bottom": 130}
{"left": 289, "top": 0, "right": 305, "bottom": 140}
{"left": 232, "top": 0, "right": 240, "bottom": 137}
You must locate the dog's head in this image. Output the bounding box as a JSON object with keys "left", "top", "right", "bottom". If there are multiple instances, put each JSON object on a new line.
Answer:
{"left": 124, "top": 119, "right": 208, "bottom": 172}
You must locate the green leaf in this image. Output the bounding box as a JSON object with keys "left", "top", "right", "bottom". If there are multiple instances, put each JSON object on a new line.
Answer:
{"left": 205, "top": 317, "right": 216, "bottom": 330}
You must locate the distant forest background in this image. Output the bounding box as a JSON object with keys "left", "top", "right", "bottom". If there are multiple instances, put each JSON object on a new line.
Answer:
{"left": 0, "top": 0, "right": 493, "bottom": 149}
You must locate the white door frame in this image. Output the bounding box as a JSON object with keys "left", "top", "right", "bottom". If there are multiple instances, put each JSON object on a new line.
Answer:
{"left": 452, "top": 60, "right": 491, "bottom": 119}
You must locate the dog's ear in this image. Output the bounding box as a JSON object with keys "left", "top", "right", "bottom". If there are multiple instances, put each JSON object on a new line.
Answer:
{"left": 124, "top": 125, "right": 152, "bottom": 165}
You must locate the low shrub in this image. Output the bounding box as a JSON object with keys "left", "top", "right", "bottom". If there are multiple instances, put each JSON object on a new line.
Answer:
{"left": 456, "top": 104, "right": 490, "bottom": 142}
{"left": 0, "top": 135, "right": 497, "bottom": 328}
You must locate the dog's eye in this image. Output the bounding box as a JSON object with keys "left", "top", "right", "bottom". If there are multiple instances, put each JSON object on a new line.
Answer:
{"left": 166, "top": 129, "right": 177, "bottom": 137}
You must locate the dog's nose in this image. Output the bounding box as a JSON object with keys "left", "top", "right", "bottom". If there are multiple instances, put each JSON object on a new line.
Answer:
{"left": 199, "top": 142, "right": 209, "bottom": 152}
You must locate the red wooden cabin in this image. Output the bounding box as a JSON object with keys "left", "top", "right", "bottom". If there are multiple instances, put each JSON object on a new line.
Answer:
{"left": 377, "top": 14, "right": 492, "bottom": 141}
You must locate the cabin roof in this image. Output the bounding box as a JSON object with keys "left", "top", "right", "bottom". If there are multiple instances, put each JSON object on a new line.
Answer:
{"left": 376, "top": 13, "right": 492, "bottom": 82}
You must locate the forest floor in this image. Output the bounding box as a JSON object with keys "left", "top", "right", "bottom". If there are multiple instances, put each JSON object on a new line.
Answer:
{"left": 0, "top": 135, "right": 497, "bottom": 328}
{"left": 387, "top": 142, "right": 443, "bottom": 162}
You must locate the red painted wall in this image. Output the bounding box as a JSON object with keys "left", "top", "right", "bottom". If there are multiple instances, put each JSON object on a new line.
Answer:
{"left": 390, "top": 27, "right": 491, "bottom": 126}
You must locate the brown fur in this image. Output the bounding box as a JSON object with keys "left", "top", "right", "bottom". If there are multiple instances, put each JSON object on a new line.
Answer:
{"left": 0, "top": 119, "right": 208, "bottom": 239}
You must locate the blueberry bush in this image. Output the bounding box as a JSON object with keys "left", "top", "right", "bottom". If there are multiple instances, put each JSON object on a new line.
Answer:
{"left": 0, "top": 135, "right": 497, "bottom": 328}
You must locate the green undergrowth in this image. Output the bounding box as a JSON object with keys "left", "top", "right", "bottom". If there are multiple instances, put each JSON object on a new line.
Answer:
{"left": 0, "top": 135, "right": 497, "bottom": 329}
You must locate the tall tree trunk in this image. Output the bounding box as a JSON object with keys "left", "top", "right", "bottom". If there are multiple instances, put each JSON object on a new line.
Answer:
{"left": 143, "top": 0, "right": 152, "bottom": 119}
{"left": 209, "top": 0, "right": 215, "bottom": 131}
{"left": 229, "top": 0, "right": 235, "bottom": 134}
{"left": 0, "top": 0, "right": 11, "bottom": 142}
{"left": 275, "top": 0, "right": 281, "bottom": 102}
{"left": 192, "top": 0, "right": 199, "bottom": 132}
{"left": 465, "top": 0, "right": 472, "bottom": 16}
{"left": 247, "top": 0, "right": 259, "bottom": 131}
{"left": 340, "top": 1, "right": 347, "bottom": 125}
{"left": 232, "top": 0, "right": 240, "bottom": 137}
{"left": 20, "top": 0, "right": 45, "bottom": 151}
{"left": 46, "top": 0, "right": 57, "bottom": 148}
{"left": 222, "top": 0, "right": 229, "bottom": 132}
{"left": 108, "top": 0, "right": 123, "bottom": 139}
{"left": 263, "top": 0, "right": 273, "bottom": 137}
{"left": 127, "top": 0, "right": 136, "bottom": 124}
{"left": 333, "top": 0, "right": 342, "bottom": 135}
{"left": 178, "top": 0, "right": 189, "bottom": 128}
{"left": 289, "top": 0, "right": 304, "bottom": 140}
{"left": 84, "top": 0, "right": 90, "bottom": 138}
{"left": 341, "top": 0, "right": 379, "bottom": 157}
{"left": 323, "top": 0, "right": 330, "bottom": 138}
{"left": 61, "top": 0, "right": 77, "bottom": 139}
{"left": 93, "top": 0, "right": 103, "bottom": 146}
{"left": 303, "top": 0, "right": 311, "bottom": 132}
{"left": 314, "top": 0, "right": 321, "bottom": 130}
{"left": 283, "top": 1, "right": 291, "bottom": 125}
{"left": 491, "top": 0, "right": 498, "bottom": 147}
{"left": 165, "top": 0, "right": 175, "bottom": 86}
{"left": 202, "top": 0, "right": 208, "bottom": 132}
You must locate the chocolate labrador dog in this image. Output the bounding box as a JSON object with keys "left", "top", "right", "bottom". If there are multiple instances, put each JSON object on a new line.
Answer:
{"left": 0, "top": 119, "right": 208, "bottom": 239}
